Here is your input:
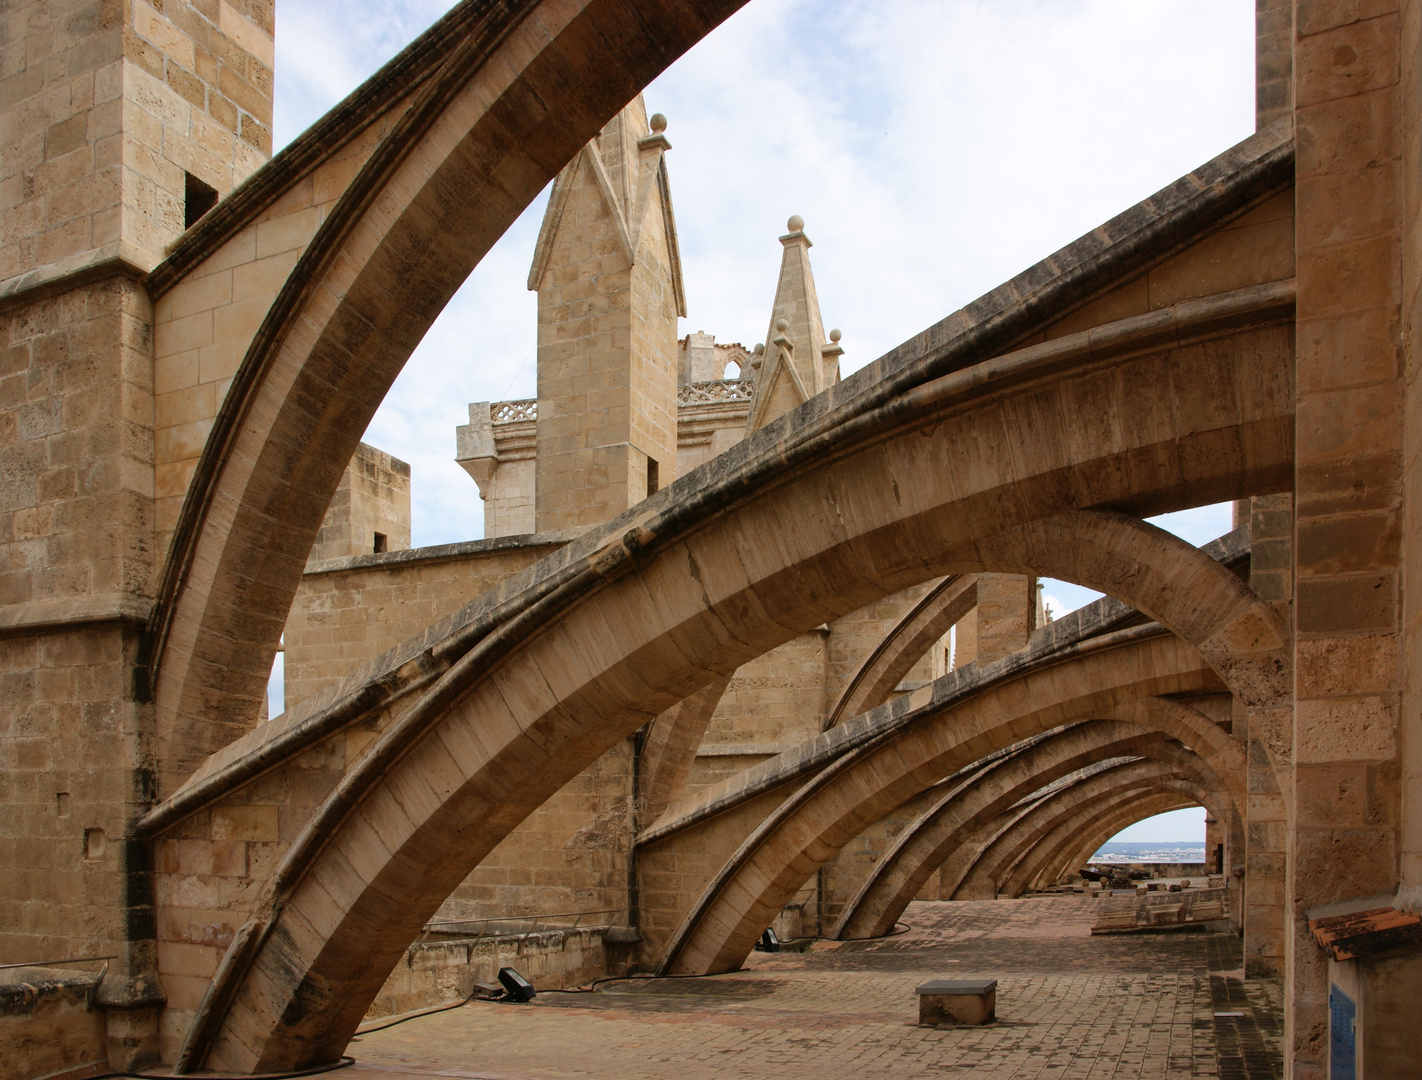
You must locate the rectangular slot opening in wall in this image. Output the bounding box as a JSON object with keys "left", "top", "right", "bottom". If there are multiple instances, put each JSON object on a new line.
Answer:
{"left": 185, "top": 172, "right": 219, "bottom": 230}
{"left": 373, "top": 532, "right": 388, "bottom": 554}
{"left": 647, "top": 458, "right": 660, "bottom": 498}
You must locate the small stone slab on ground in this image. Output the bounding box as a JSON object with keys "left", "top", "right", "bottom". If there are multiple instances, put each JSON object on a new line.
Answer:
{"left": 916, "top": 977, "right": 996, "bottom": 1026}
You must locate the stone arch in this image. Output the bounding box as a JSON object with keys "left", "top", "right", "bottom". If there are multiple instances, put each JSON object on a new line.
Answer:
{"left": 1034, "top": 795, "right": 1205, "bottom": 893}
{"left": 824, "top": 505, "right": 1283, "bottom": 736}
{"left": 161, "top": 125, "right": 1295, "bottom": 1064}
{"left": 147, "top": 0, "right": 753, "bottom": 793}
{"left": 655, "top": 629, "right": 1223, "bottom": 975}
{"left": 149, "top": 98, "right": 1295, "bottom": 804}
{"left": 1023, "top": 785, "right": 1200, "bottom": 887}
{"left": 996, "top": 769, "right": 1222, "bottom": 898}
{"left": 824, "top": 574, "right": 978, "bottom": 728}
{"left": 942, "top": 510, "right": 1289, "bottom": 708}
{"left": 950, "top": 756, "right": 1220, "bottom": 900}
{"left": 1024, "top": 784, "right": 1208, "bottom": 892}
{"left": 832, "top": 715, "right": 1238, "bottom": 938}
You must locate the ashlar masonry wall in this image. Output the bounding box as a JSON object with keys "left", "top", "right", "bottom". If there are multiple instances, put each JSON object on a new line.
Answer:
{"left": 307, "top": 442, "right": 410, "bottom": 563}
{"left": 0, "top": 0, "right": 273, "bottom": 285}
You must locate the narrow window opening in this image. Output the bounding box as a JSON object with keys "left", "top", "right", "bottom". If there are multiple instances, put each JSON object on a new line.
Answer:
{"left": 373, "top": 532, "right": 388, "bottom": 554}
{"left": 84, "top": 828, "right": 106, "bottom": 859}
{"left": 56, "top": 792, "right": 70, "bottom": 817}
{"left": 723, "top": 359, "right": 741, "bottom": 379}
{"left": 185, "top": 172, "right": 219, "bottom": 230}
{"left": 646, "top": 458, "right": 660, "bottom": 498}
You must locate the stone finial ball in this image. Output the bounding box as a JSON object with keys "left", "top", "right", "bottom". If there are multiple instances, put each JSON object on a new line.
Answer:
{"left": 829, "top": 328, "right": 842, "bottom": 343}
{"left": 787, "top": 214, "right": 805, "bottom": 232}
{"left": 753, "top": 343, "right": 765, "bottom": 355}
{"left": 649, "top": 113, "right": 668, "bottom": 133}
{"left": 775, "top": 318, "right": 789, "bottom": 333}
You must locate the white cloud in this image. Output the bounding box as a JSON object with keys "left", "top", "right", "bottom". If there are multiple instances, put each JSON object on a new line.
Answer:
{"left": 271, "top": 0, "right": 1255, "bottom": 548}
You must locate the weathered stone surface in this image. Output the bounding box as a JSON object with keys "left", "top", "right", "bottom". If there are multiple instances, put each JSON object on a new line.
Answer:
{"left": 6, "top": 3, "right": 1422, "bottom": 1077}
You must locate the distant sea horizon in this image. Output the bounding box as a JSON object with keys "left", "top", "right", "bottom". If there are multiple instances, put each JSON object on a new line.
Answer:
{"left": 1091, "top": 840, "right": 1206, "bottom": 864}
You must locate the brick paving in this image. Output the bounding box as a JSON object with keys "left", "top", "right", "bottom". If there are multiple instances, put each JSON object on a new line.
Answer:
{"left": 348, "top": 896, "right": 1281, "bottom": 1079}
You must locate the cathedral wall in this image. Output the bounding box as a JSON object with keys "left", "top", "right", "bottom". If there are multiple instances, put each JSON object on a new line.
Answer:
{"left": 823, "top": 581, "right": 945, "bottom": 707}
{"left": 434, "top": 738, "right": 636, "bottom": 927}
{"left": 1399, "top": 0, "right": 1422, "bottom": 910}
{"left": 282, "top": 535, "right": 564, "bottom": 713}
{"left": 816, "top": 788, "right": 940, "bottom": 936}
{"left": 0, "top": 623, "right": 152, "bottom": 983}
{"left": 698, "top": 632, "right": 828, "bottom": 752}
{"left": 0, "top": 279, "right": 157, "bottom": 1019}
{"left": 1290, "top": 7, "right": 1408, "bottom": 1075}
{"left": 637, "top": 784, "right": 793, "bottom": 963}
{"left": 0, "top": 278, "right": 154, "bottom": 621}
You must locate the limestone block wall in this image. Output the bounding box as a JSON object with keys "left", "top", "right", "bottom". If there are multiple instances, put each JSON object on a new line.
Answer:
{"left": 1288, "top": 11, "right": 1408, "bottom": 1071}
{"left": 698, "top": 633, "right": 829, "bottom": 751}
{"left": 625, "top": 209, "right": 680, "bottom": 500}
{"left": 152, "top": 749, "right": 341, "bottom": 1058}
{"left": 366, "top": 926, "right": 622, "bottom": 1021}
{"left": 0, "top": 626, "right": 151, "bottom": 968}
{"left": 150, "top": 108, "right": 406, "bottom": 553}
{"left": 282, "top": 536, "right": 563, "bottom": 712}
{"left": 976, "top": 574, "right": 1040, "bottom": 664}
{"left": 637, "top": 786, "right": 792, "bottom": 963}
{"left": 121, "top": 0, "right": 275, "bottom": 228}
{"left": 674, "top": 383, "right": 752, "bottom": 477}
{"left": 0, "top": 0, "right": 273, "bottom": 284}
{"left": 1403, "top": 0, "right": 1422, "bottom": 915}
{"left": 823, "top": 582, "right": 945, "bottom": 701}
{"left": 676, "top": 333, "right": 750, "bottom": 385}
{"left": 282, "top": 536, "right": 640, "bottom": 983}
{"left": 0, "top": 280, "right": 154, "bottom": 623}
{"left": 149, "top": 711, "right": 635, "bottom": 1056}
{"left": 0, "top": 279, "right": 158, "bottom": 1050}
{"left": 0, "top": 970, "right": 108, "bottom": 1080}
{"left": 435, "top": 739, "right": 636, "bottom": 927}
{"left": 816, "top": 788, "right": 941, "bottom": 936}
{"left": 308, "top": 441, "right": 410, "bottom": 562}
{"left": 685, "top": 586, "right": 946, "bottom": 798}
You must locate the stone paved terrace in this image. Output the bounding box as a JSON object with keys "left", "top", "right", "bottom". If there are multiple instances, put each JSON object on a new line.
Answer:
{"left": 348, "top": 896, "right": 1282, "bottom": 1079}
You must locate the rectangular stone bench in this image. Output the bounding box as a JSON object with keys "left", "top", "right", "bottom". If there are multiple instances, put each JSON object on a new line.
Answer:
{"left": 916, "top": 978, "right": 996, "bottom": 1026}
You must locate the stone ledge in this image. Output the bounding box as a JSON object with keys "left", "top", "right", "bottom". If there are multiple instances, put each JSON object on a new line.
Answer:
{"left": 303, "top": 530, "right": 578, "bottom": 576}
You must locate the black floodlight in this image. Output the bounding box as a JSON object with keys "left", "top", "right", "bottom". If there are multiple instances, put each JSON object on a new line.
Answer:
{"left": 498, "top": 966, "right": 536, "bottom": 1002}
{"left": 756, "top": 927, "right": 780, "bottom": 952}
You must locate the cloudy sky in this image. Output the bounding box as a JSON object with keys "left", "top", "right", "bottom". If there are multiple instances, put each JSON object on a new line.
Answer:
{"left": 271, "top": 0, "right": 1257, "bottom": 843}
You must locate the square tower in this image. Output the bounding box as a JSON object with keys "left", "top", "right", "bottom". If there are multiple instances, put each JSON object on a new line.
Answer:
{"left": 527, "top": 95, "right": 685, "bottom": 533}
{"left": 1, "top": 0, "right": 274, "bottom": 286}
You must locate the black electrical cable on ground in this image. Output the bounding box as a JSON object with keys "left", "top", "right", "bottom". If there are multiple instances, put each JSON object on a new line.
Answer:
{"left": 355, "top": 985, "right": 491, "bottom": 1035}
{"left": 365, "top": 921, "right": 922, "bottom": 1024}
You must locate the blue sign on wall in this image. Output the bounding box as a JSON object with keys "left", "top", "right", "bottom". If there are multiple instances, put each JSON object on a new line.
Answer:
{"left": 1329, "top": 983, "right": 1356, "bottom": 1080}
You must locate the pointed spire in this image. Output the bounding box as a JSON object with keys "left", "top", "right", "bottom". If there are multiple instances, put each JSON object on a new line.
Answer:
{"left": 746, "top": 215, "right": 832, "bottom": 432}
{"left": 526, "top": 96, "right": 685, "bottom": 315}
